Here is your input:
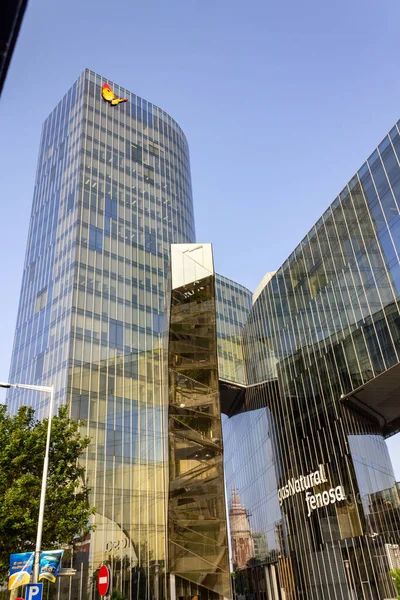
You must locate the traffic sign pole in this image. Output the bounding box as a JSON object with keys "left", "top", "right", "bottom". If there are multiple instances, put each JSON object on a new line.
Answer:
{"left": 26, "top": 583, "right": 43, "bottom": 600}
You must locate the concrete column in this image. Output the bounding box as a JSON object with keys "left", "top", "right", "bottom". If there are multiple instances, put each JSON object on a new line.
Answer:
{"left": 270, "top": 565, "right": 279, "bottom": 600}
{"left": 264, "top": 565, "right": 273, "bottom": 600}
{"left": 169, "top": 573, "right": 176, "bottom": 600}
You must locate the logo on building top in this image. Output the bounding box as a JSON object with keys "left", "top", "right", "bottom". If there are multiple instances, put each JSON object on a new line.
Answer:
{"left": 278, "top": 464, "right": 346, "bottom": 518}
{"left": 102, "top": 83, "right": 128, "bottom": 106}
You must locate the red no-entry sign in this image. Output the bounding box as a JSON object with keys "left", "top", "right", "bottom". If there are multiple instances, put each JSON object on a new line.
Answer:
{"left": 98, "top": 565, "right": 110, "bottom": 597}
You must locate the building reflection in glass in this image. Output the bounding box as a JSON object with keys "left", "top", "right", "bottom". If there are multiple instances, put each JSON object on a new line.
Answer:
{"left": 223, "top": 408, "right": 282, "bottom": 568}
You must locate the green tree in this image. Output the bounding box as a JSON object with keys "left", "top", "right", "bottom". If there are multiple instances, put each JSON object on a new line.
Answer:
{"left": 390, "top": 568, "right": 400, "bottom": 599}
{"left": 110, "top": 590, "right": 128, "bottom": 600}
{"left": 0, "top": 404, "right": 95, "bottom": 581}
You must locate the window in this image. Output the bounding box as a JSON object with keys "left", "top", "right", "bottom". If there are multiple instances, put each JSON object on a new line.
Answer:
{"left": 109, "top": 319, "right": 124, "bottom": 348}
{"left": 35, "top": 353, "right": 44, "bottom": 380}
{"left": 105, "top": 216, "right": 117, "bottom": 236}
{"left": 71, "top": 395, "right": 89, "bottom": 421}
{"left": 29, "top": 261, "right": 36, "bottom": 283}
{"left": 126, "top": 141, "right": 142, "bottom": 163}
{"left": 67, "top": 192, "right": 74, "bottom": 212}
{"left": 153, "top": 312, "right": 164, "bottom": 334}
{"left": 89, "top": 226, "right": 103, "bottom": 252}
{"left": 105, "top": 197, "right": 117, "bottom": 219}
{"left": 371, "top": 161, "right": 389, "bottom": 195}
{"left": 145, "top": 231, "right": 156, "bottom": 253}
{"left": 58, "top": 141, "right": 65, "bottom": 161}
{"left": 35, "top": 287, "right": 48, "bottom": 313}
{"left": 144, "top": 165, "right": 154, "bottom": 184}
{"left": 149, "top": 142, "right": 162, "bottom": 157}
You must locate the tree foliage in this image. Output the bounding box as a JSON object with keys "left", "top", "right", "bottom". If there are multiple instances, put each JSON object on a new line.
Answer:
{"left": 110, "top": 591, "right": 128, "bottom": 600}
{"left": 390, "top": 568, "right": 400, "bottom": 598}
{"left": 0, "top": 404, "right": 95, "bottom": 581}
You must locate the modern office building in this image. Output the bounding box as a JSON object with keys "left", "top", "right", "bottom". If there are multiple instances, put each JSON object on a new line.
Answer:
{"left": 6, "top": 69, "right": 400, "bottom": 600}
{"left": 221, "top": 122, "right": 400, "bottom": 599}
{"left": 7, "top": 69, "right": 199, "bottom": 600}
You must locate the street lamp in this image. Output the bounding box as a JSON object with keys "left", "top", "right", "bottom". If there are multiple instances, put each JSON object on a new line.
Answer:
{"left": 0, "top": 381, "right": 54, "bottom": 584}
{"left": 153, "top": 563, "right": 160, "bottom": 600}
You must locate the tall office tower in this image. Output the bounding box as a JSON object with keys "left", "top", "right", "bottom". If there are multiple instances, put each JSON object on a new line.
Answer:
{"left": 7, "top": 69, "right": 196, "bottom": 600}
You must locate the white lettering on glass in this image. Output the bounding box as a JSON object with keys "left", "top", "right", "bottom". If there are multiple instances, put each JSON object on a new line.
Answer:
{"left": 278, "top": 464, "right": 346, "bottom": 518}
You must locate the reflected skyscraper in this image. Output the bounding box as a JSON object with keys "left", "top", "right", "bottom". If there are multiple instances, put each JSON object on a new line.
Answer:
{"left": 229, "top": 487, "right": 254, "bottom": 569}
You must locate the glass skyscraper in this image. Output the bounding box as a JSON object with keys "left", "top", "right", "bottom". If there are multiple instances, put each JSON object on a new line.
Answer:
{"left": 7, "top": 69, "right": 197, "bottom": 600}
{"left": 6, "top": 69, "right": 400, "bottom": 600}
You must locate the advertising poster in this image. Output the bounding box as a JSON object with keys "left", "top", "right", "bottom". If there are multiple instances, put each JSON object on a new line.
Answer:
{"left": 38, "top": 550, "right": 64, "bottom": 583}
{"left": 8, "top": 552, "right": 34, "bottom": 590}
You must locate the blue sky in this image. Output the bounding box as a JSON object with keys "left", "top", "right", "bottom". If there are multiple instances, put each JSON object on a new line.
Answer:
{"left": 1, "top": 0, "right": 400, "bottom": 473}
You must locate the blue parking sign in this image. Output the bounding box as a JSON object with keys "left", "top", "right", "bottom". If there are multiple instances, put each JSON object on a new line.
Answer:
{"left": 26, "top": 583, "right": 43, "bottom": 600}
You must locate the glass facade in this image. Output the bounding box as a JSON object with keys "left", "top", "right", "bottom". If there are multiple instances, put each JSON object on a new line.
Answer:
{"left": 167, "top": 244, "right": 231, "bottom": 600}
{"left": 7, "top": 69, "right": 195, "bottom": 600}
{"left": 215, "top": 274, "right": 252, "bottom": 385}
{"left": 222, "top": 122, "right": 400, "bottom": 599}
{"left": 8, "top": 72, "right": 86, "bottom": 416}
{"left": 6, "top": 69, "right": 400, "bottom": 600}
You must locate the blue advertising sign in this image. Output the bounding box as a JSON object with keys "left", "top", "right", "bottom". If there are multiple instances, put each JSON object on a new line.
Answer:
{"left": 38, "top": 550, "right": 64, "bottom": 583}
{"left": 26, "top": 583, "right": 43, "bottom": 600}
{"left": 8, "top": 552, "right": 34, "bottom": 590}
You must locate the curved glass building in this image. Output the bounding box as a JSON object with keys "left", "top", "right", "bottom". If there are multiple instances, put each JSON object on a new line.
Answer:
{"left": 7, "top": 69, "right": 196, "bottom": 600}
{"left": 220, "top": 122, "right": 400, "bottom": 599}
